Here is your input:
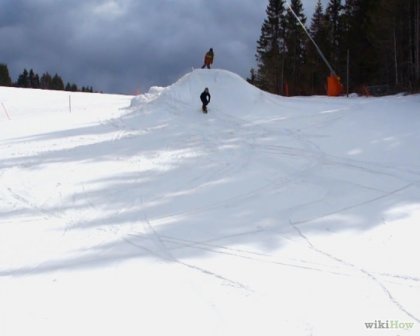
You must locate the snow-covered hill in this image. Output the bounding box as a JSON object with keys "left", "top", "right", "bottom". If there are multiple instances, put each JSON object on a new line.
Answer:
{"left": 1, "top": 70, "right": 420, "bottom": 336}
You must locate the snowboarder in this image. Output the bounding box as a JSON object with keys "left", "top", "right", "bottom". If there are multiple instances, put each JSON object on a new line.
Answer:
{"left": 201, "top": 48, "right": 214, "bottom": 69}
{"left": 200, "top": 88, "right": 211, "bottom": 113}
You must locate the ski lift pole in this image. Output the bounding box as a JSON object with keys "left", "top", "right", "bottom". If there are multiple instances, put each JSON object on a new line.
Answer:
{"left": 286, "top": 3, "right": 336, "bottom": 76}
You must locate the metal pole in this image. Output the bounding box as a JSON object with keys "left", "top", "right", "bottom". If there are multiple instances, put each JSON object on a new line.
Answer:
{"left": 69, "top": 95, "right": 72, "bottom": 113}
{"left": 394, "top": 29, "right": 399, "bottom": 86}
{"left": 287, "top": 3, "right": 337, "bottom": 76}
{"left": 347, "top": 49, "right": 350, "bottom": 97}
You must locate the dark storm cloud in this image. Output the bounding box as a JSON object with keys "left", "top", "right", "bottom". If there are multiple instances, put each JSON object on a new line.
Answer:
{"left": 0, "top": 0, "right": 325, "bottom": 94}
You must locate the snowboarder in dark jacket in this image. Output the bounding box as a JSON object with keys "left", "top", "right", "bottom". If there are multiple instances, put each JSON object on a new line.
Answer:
{"left": 200, "top": 88, "right": 211, "bottom": 113}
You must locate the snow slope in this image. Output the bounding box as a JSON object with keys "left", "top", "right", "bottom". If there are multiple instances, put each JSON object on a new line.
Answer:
{"left": 1, "top": 70, "right": 420, "bottom": 336}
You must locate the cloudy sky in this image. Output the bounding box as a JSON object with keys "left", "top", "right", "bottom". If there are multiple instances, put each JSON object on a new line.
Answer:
{"left": 0, "top": 0, "right": 327, "bottom": 94}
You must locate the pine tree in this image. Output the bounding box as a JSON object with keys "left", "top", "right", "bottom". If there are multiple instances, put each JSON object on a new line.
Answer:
{"left": 342, "top": 0, "right": 379, "bottom": 89}
{"left": 28, "top": 69, "right": 40, "bottom": 88}
{"left": 371, "top": 0, "right": 420, "bottom": 89}
{"left": 307, "top": 0, "right": 330, "bottom": 93}
{"left": 84, "top": 86, "right": 94, "bottom": 93}
{"left": 366, "top": 0, "right": 396, "bottom": 87}
{"left": 252, "top": 0, "right": 419, "bottom": 94}
{"left": 247, "top": 68, "right": 257, "bottom": 85}
{"left": 325, "top": 0, "right": 344, "bottom": 72}
{"left": 415, "top": 0, "right": 420, "bottom": 87}
{"left": 40, "top": 72, "right": 52, "bottom": 89}
{"left": 284, "top": 0, "right": 308, "bottom": 94}
{"left": 255, "top": 0, "right": 287, "bottom": 94}
{"left": 17, "top": 69, "right": 30, "bottom": 88}
{"left": 65, "top": 83, "right": 78, "bottom": 92}
{"left": 311, "top": 0, "right": 327, "bottom": 37}
{"left": 51, "top": 74, "right": 64, "bottom": 90}
{"left": 0, "top": 64, "right": 12, "bottom": 86}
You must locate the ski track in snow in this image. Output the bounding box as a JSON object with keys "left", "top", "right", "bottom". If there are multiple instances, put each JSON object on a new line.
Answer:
{"left": 2, "top": 83, "right": 413, "bottom": 272}
{"left": 290, "top": 221, "right": 420, "bottom": 323}
{"left": 291, "top": 182, "right": 418, "bottom": 226}
{"left": 123, "top": 83, "right": 420, "bottom": 300}
{"left": 1, "top": 72, "right": 420, "bottom": 336}
{"left": 3, "top": 186, "right": 74, "bottom": 232}
{"left": 98, "top": 96, "right": 344, "bottom": 290}
{"left": 124, "top": 217, "right": 252, "bottom": 293}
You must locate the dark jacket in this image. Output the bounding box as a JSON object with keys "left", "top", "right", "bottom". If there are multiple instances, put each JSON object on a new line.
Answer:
{"left": 200, "top": 90, "right": 211, "bottom": 104}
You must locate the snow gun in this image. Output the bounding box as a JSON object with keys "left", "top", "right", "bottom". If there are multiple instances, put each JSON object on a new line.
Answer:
{"left": 287, "top": 2, "right": 343, "bottom": 96}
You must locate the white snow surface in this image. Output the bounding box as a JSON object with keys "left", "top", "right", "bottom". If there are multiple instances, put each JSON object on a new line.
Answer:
{"left": 1, "top": 69, "right": 420, "bottom": 335}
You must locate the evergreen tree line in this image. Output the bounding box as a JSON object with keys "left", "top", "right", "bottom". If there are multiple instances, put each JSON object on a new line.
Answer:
{"left": 250, "top": 0, "right": 420, "bottom": 96}
{"left": 0, "top": 64, "right": 94, "bottom": 92}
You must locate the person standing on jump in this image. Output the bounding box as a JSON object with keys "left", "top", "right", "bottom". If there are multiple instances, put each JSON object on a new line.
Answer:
{"left": 201, "top": 48, "right": 214, "bottom": 69}
{"left": 200, "top": 88, "right": 211, "bottom": 113}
